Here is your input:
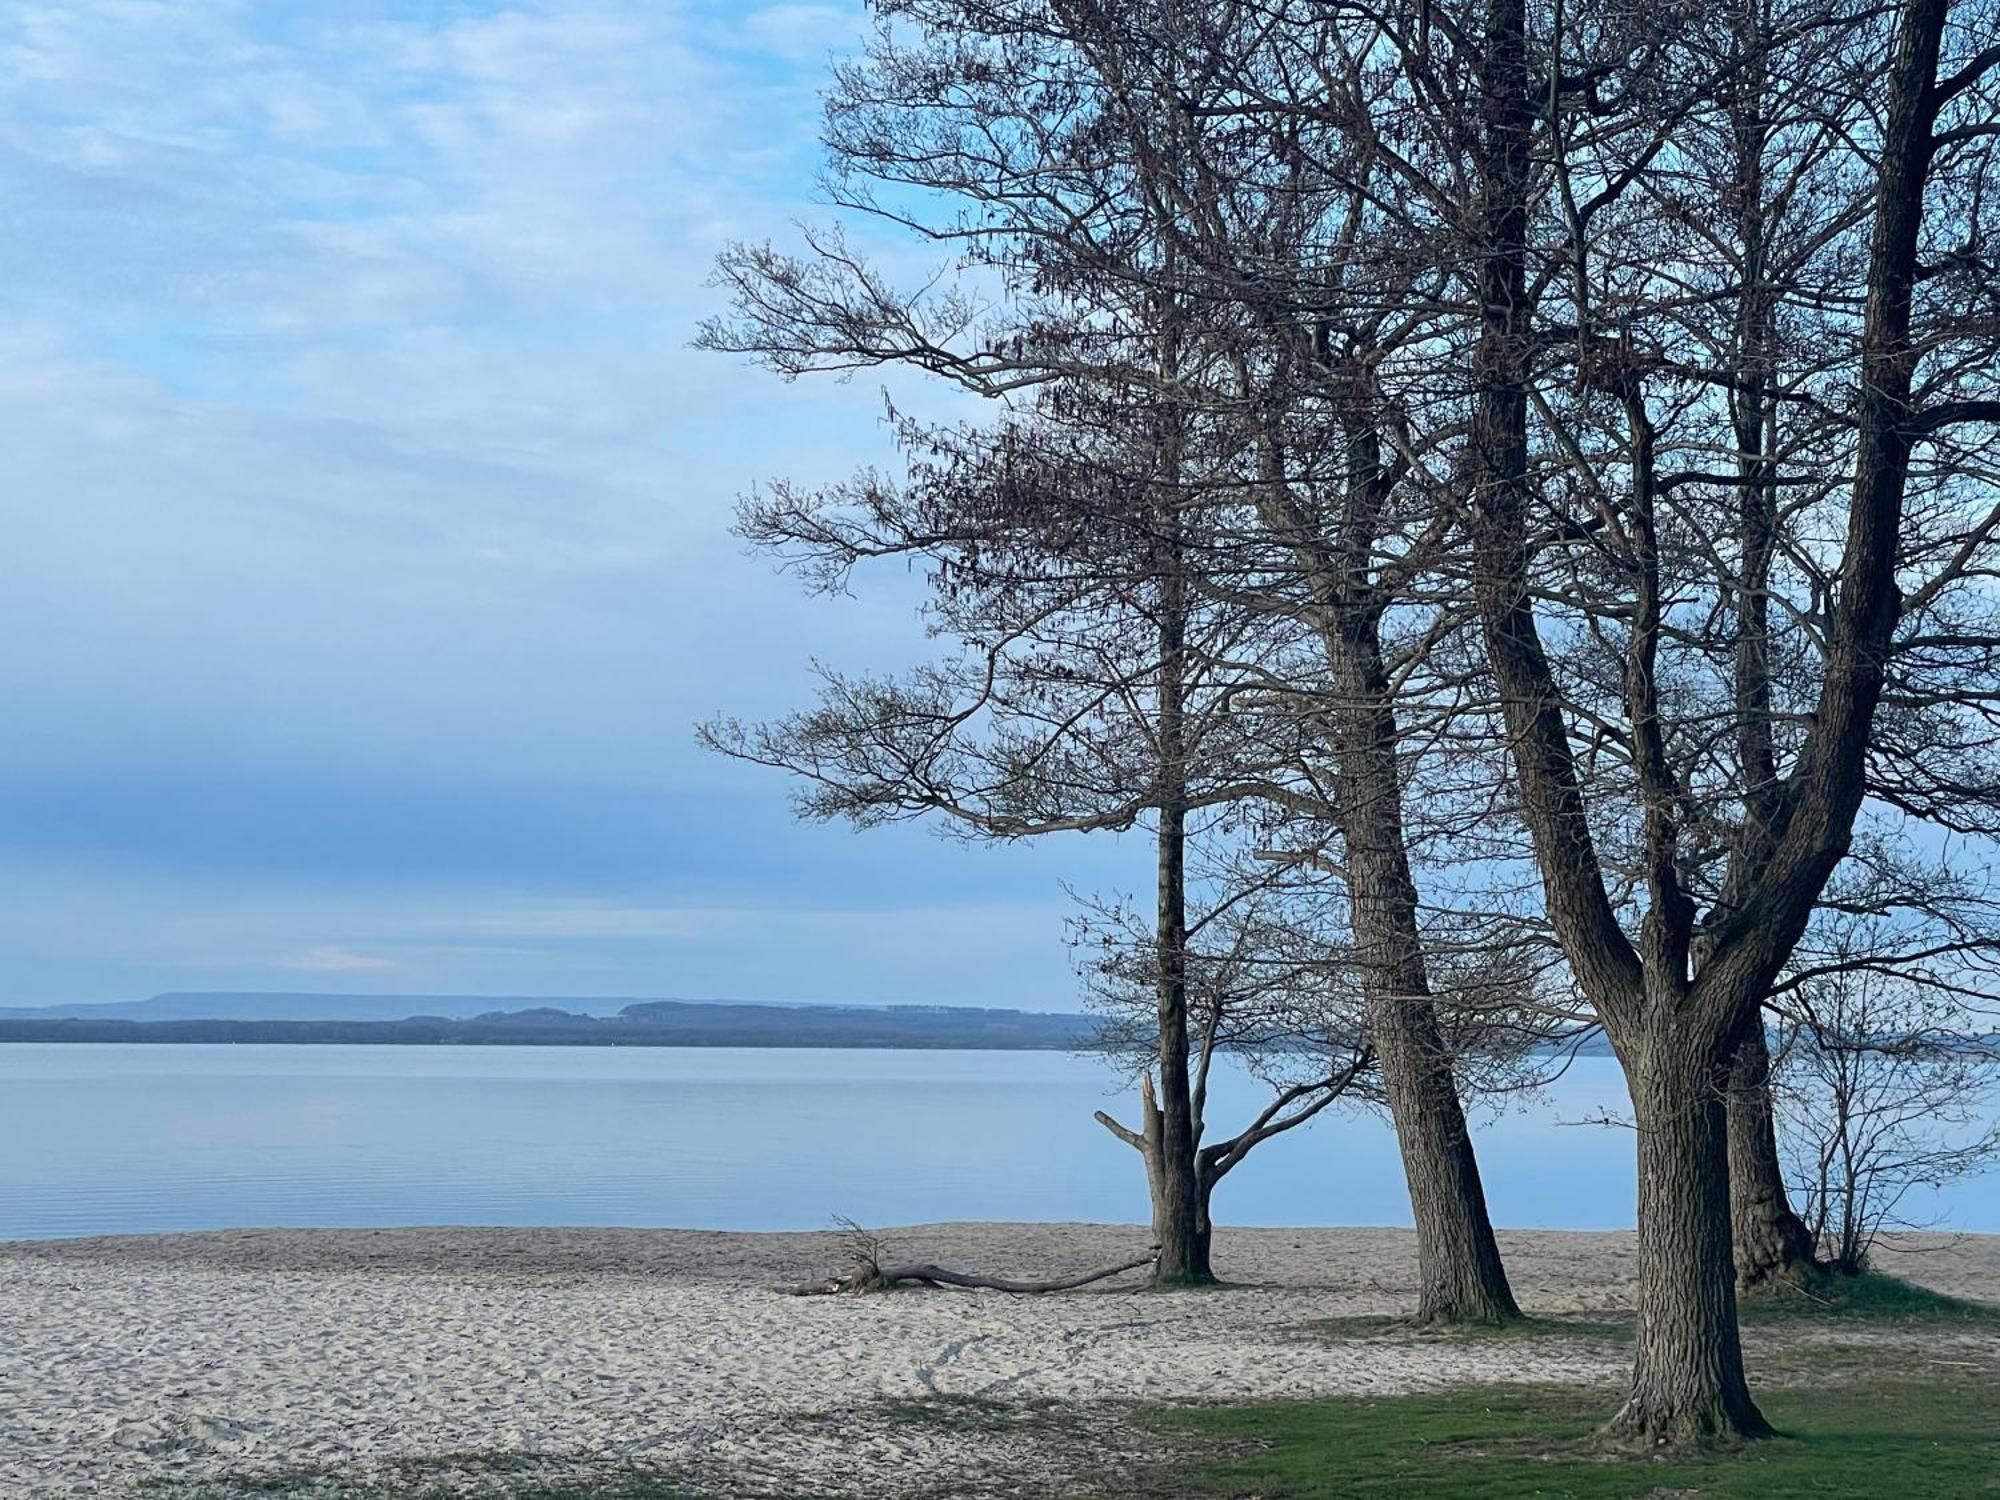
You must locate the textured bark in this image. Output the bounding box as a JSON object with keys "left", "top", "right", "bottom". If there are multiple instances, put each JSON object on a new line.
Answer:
{"left": 1372, "top": 980, "right": 1520, "bottom": 1324}
{"left": 1603, "top": 1025, "right": 1774, "bottom": 1445}
{"left": 1328, "top": 598, "right": 1519, "bottom": 1325}
{"left": 1149, "top": 488, "right": 1212, "bottom": 1288}
{"left": 1142, "top": 1067, "right": 1215, "bottom": 1285}
{"left": 1464, "top": 0, "right": 1771, "bottom": 1441}
{"left": 1726, "top": 1025, "right": 1819, "bottom": 1290}
{"left": 1246, "top": 348, "right": 1522, "bottom": 1323}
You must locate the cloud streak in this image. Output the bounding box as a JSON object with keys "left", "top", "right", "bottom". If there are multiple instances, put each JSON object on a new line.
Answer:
{"left": 0, "top": 2, "right": 1134, "bottom": 1008}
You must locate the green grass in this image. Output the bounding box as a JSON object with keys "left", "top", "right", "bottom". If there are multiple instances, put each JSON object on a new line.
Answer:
{"left": 160, "top": 1377, "right": 2000, "bottom": 1500}
{"left": 1739, "top": 1269, "right": 2000, "bottom": 1325}
{"left": 1136, "top": 1377, "right": 2000, "bottom": 1499}
{"left": 160, "top": 1281, "right": 2000, "bottom": 1499}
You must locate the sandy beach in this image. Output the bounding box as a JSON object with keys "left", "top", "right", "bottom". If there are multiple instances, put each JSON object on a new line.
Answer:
{"left": 4, "top": 1222, "right": 1997, "bottom": 1497}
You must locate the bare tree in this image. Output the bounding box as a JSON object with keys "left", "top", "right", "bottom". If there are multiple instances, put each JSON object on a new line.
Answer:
{"left": 1080, "top": 883, "right": 1376, "bottom": 1276}
{"left": 700, "top": 0, "right": 2000, "bottom": 1438}
{"left": 701, "top": 369, "right": 1349, "bottom": 1282}
{"left": 705, "top": 0, "right": 1535, "bottom": 1326}
{"left": 1776, "top": 935, "right": 2000, "bottom": 1273}
{"left": 1451, "top": 0, "right": 1999, "bottom": 1443}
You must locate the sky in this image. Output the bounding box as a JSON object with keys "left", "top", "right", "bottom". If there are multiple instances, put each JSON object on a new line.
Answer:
{"left": 0, "top": 0, "right": 1132, "bottom": 1008}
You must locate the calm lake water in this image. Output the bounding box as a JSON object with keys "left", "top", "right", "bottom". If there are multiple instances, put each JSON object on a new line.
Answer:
{"left": 2, "top": 1044, "right": 1994, "bottom": 1241}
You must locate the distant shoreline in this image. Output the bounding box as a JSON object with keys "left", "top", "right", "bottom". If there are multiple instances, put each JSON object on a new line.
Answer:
{"left": 0, "top": 1019, "right": 1100, "bottom": 1049}
{"left": 0, "top": 997, "right": 1103, "bottom": 1050}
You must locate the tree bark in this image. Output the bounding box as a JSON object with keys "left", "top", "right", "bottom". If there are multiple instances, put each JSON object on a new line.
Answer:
{"left": 1372, "top": 982, "right": 1520, "bottom": 1324}
{"left": 1465, "top": 0, "right": 1771, "bottom": 1441}
{"left": 1329, "top": 598, "right": 1519, "bottom": 1324}
{"left": 1135, "top": 1067, "right": 1213, "bottom": 1285}
{"left": 1246, "top": 348, "right": 1522, "bottom": 1323}
{"left": 1726, "top": 1023, "right": 1819, "bottom": 1290}
{"left": 1149, "top": 420, "right": 1212, "bottom": 1287}
{"left": 1603, "top": 1022, "right": 1774, "bottom": 1445}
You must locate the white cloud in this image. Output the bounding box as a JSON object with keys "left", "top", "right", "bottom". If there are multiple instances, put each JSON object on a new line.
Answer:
{"left": 275, "top": 945, "right": 396, "bottom": 973}
{"left": 0, "top": 865, "right": 1090, "bottom": 1008}
{"left": 0, "top": 2, "right": 1103, "bottom": 1010}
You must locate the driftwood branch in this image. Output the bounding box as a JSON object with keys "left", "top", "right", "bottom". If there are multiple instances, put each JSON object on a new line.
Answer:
{"left": 781, "top": 1221, "right": 1159, "bottom": 1295}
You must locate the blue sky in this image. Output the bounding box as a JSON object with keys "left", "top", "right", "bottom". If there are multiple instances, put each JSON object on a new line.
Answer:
{"left": 0, "top": 0, "right": 1129, "bottom": 1007}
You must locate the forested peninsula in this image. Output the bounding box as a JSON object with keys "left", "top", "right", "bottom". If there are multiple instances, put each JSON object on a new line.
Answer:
{"left": 0, "top": 998, "right": 1099, "bottom": 1049}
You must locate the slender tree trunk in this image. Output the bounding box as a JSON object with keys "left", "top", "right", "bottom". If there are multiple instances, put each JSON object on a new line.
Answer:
{"left": 1716, "top": 17, "right": 1818, "bottom": 1298}
{"left": 1149, "top": 378, "right": 1211, "bottom": 1287}
{"left": 1149, "top": 814, "right": 1210, "bottom": 1282}
{"left": 1328, "top": 597, "right": 1518, "bottom": 1324}
{"left": 1726, "top": 1023, "right": 1819, "bottom": 1289}
{"left": 1604, "top": 1017, "right": 1774, "bottom": 1445}
{"left": 1371, "top": 981, "right": 1520, "bottom": 1323}
{"left": 1250, "top": 355, "right": 1522, "bottom": 1323}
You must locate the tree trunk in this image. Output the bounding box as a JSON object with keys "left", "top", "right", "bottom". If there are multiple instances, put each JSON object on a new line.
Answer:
{"left": 1726, "top": 1023, "right": 1819, "bottom": 1290}
{"left": 1328, "top": 598, "right": 1519, "bottom": 1324}
{"left": 1150, "top": 456, "right": 1211, "bottom": 1287}
{"left": 1192, "top": 1169, "right": 1215, "bottom": 1280}
{"left": 1144, "top": 1067, "right": 1213, "bottom": 1285}
{"left": 1603, "top": 1022, "right": 1772, "bottom": 1446}
{"left": 1098, "top": 1071, "right": 1213, "bottom": 1284}
{"left": 1468, "top": 0, "right": 1765, "bottom": 1437}
{"left": 1374, "top": 997, "right": 1520, "bottom": 1323}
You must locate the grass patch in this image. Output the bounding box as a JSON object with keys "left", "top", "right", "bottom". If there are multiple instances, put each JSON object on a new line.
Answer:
{"left": 145, "top": 1281, "right": 2000, "bottom": 1500}
{"left": 1129, "top": 1377, "right": 2000, "bottom": 1499}
{"left": 1739, "top": 1269, "right": 2000, "bottom": 1325}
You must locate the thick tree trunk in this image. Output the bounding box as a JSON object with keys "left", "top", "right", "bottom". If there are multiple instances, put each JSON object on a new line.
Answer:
{"left": 1145, "top": 1067, "right": 1213, "bottom": 1285}
{"left": 1467, "top": 0, "right": 1765, "bottom": 1440}
{"left": 1603, "top": 1022, "right": 1772, "bottom": 1445}
{"left": 1100, "top": 1071, "right": 1213, "bottom": 1285}
{"left": 1726, "top": 1024, "right": 1818, "bottom": 1290}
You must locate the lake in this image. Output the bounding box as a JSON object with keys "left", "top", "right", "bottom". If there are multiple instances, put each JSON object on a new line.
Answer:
{"left": 2, "top": 1043, "right": 1994, "bottom": 1241}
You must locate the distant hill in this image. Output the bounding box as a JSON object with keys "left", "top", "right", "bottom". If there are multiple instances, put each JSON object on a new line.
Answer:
{"left": 0, "top": 994, "right": 1102, "bottom": 1050}
{"left": 611, "top": 999, "right": 1096, "bottom": 1048}
{"left": 0, "top": 992, "right": 650, "bottom": 1022}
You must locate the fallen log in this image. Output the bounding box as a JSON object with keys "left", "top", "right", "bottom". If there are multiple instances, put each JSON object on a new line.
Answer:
{"left": 782, "top": 1246, "right": 1159, "bottom": 1296}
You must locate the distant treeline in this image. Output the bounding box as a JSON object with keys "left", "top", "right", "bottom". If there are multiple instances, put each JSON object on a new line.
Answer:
{"left": 0, "top": 998, "right": 1103, "bottom": 1050}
